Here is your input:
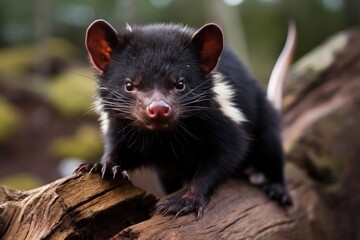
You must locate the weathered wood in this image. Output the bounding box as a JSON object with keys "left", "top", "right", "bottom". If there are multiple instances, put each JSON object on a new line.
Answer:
{"left": 0, "top": 174, "right": 156, "bottom": 239}
{"left": 1, "top": 28, "right": 360, "bottom": 240}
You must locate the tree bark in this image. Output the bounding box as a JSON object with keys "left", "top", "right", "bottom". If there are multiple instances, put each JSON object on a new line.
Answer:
{"left": 1, "top": 28, "right": 360, "bottom": 240}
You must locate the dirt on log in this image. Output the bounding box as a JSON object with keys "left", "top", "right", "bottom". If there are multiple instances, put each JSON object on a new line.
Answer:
{"left": 1, "top": 28, "right": 360, "bottom": 240}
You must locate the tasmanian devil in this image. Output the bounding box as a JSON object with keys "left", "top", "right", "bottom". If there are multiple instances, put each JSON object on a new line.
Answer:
{"left": 74, "top": 19, "right": 296, "bottom": 219}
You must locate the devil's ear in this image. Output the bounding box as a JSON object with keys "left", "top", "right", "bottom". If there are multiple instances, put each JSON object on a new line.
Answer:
{"left": 86, "top": 19, "right": 119, "bottom": 73}
{"left": 190, "top": 24, "right": 224, "bottom": 75}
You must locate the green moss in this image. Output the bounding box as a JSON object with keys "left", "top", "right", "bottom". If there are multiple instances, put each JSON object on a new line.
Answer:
{"left": 285, "top": 162, "right": 308, "bottom": 183}
{"left": 0, "top": 98, "right": 22, "bottom": 143}
{"left": 0, "top": 173, "right": 44, "bottom": 190}
{"left": 46, "top": 68, "right": 97, "bottom": 118}
{"left": 51, "top": 125, "right": 103, "bottom": 161}
{"left": 326, "top": 154, "right": 345, "bottom": 177}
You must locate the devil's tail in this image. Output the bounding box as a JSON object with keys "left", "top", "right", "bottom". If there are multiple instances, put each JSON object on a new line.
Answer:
{"left": 267, "top": 22, "right": 297, "bottom": 111}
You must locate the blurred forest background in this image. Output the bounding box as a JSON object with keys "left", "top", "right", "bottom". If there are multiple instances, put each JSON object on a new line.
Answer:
{"left": 0, "top": 0, "right": 359, "bottom": 190}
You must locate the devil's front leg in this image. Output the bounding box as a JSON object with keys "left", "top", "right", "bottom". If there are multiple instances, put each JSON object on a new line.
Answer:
{"left": 156, "top": 123, "right": 248, "bottom": 219}
{"left": 156, "top": 146, "right": 243, "bottom": 219}
{"left": 73, "top": 132, "right": 129, "bottom": 180}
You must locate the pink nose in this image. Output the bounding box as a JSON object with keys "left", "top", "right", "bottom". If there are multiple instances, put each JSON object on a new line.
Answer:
{"left": 146, "top": 100, "right": 172, "bottom": 118}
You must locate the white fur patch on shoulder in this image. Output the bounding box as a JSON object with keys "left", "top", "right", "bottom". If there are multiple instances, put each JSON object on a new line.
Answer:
{"left": 125, "top": 22, "right": 132, "bottom": 32}
{"left": 212, "top": 73, "right": 247, "bottom": 124}
{"left": 94, "top": 99, "right": 110, "bottom": 134}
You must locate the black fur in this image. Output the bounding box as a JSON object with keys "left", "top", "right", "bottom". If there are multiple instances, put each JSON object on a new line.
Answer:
{"left": 75, "top": 22, "right": 292, "bottom": 219}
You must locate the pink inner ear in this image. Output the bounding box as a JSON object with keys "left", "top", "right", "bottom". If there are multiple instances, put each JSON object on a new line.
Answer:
{"left": 85, "top": 20, "right": 119, "bottom": 73}
{"left": 191, "top": 24, "right": 224, "bottom": 75}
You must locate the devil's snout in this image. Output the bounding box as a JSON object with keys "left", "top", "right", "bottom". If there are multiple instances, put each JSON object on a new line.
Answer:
{"left": 146, "top": 100, "right": 172, "bottom": 119}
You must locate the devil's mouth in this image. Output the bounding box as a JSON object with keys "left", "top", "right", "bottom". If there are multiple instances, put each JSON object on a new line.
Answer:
{"left": 145, "top": 122, "right": 170, "bottom": 131}
{"left": 133, "top": 114, "right": 173, "bottom": 131}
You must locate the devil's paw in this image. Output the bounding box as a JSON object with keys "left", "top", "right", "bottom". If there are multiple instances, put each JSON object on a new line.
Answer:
{"left": 73, "top": 162, "right": 129, "bottom": 180}
{"left": 156, "top": 188, "right": 207, "bottom": 220}
{"left": 260, "top": 182, "right": 293, "bottom": 206}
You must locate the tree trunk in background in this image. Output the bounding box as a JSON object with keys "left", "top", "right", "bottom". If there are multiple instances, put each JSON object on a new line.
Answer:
{"left": 206, "top": 0, "right": 249, "bottom": 64}
{"left": 34, "top": 0, "right": 51, "bottom": 79}
{"left": 1, "top": 28, "right": 360, "bottom": 239}
{"left": 344, "top": 0, "right": 360, "bottom": 25}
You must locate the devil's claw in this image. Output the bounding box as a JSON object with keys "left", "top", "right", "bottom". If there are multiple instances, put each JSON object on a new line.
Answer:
{"left": 73, "top": 162, "right": 129, "bottom": 180}
{"left": 112, "top": 165, "right": 130, "bottom": 180}
{"left": 73, "top": 163, "right": 92, "bottom": 174}
{"left": 261, "top": 183, "right": 293, "bottom": 206}
{"left": 156, "top": 189, "right": 207, "bottom": 220}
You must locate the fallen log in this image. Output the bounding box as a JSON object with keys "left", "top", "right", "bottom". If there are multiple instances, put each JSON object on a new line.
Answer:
{"left": 1, "top": 28, "right": 360, "bottom": 240}
{"left": 0, "top": 174, "right": 156, "bottom": 239}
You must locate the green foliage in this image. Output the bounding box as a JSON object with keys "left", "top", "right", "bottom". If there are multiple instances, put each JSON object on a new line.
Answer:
{"left": 0, "top": 173, "right": 44, "bottom": 190}
{"left": 51, "top": 125, "right": 103, "bottom": 161}
{"left": 0, "top": 45, "right": 34, "bottom": 78}
{"left": 0, "top": 98, "right": 22, "bottom": 143}
{"left": 46, "top": 68, "right": 97, "bottom": 118}
{"left": 0, "top": 38, "right": 79, "bottom": 79}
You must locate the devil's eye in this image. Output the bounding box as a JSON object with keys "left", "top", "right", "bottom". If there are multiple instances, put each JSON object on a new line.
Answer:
{"left": 175, "top": 79, "right": 185, "bottom": 91}
{"left": 125, "top": 81, "right": 135, "bottom": 92}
